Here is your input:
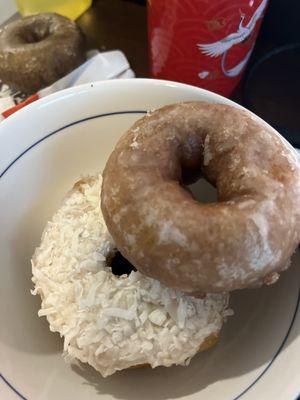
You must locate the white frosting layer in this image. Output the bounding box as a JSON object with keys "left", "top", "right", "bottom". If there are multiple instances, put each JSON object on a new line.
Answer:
{"left": 32, "top": 176, "right": 231, "bottom": 377}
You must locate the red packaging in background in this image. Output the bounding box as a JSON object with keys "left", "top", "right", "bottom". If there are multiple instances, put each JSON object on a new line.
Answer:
{"left": 148, "top": 0, "right": 269, "bottom": 97}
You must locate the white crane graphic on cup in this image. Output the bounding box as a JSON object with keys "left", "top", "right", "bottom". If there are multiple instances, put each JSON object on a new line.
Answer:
{"left": 197, "top": 0, "right": 268, "bottom": 78}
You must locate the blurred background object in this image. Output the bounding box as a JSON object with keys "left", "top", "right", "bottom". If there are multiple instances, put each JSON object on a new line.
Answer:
{"left": 243, "top": 0, "right": 300, "bottom": 146}
{"left": 1, "top": 0, "right": 299, "bottom": 145}
{"left": 0, "top": 12, "right": 86, "bottom": 93}
{"left": 258, "top": 0, "right": 299, "bottom": 46}
{"left": 244, "top": 44, "right": 300, "bottom": 147}
{"left": 77, "top": 0, "right": 148, "bottom": 77}
{"left": 15, "top": 0, "right": 92, "bottom": 20}
{"left": 148, "top": 0, "right": 269, "bottom": 97}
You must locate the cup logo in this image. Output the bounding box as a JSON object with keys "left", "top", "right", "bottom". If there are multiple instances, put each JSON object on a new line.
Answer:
{"left": 197, "top": 0, "right": 268, "bottom": 78}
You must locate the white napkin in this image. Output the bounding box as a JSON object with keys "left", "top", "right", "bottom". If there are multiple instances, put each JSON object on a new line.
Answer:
{"left": 0, "top": 0, "right": 17, "bottom": 26}
{"left": 40, "top": 50, "right": 134, "bottom": 96}
{"left": 0, "top": 50, "right": 135, "bottom": 119}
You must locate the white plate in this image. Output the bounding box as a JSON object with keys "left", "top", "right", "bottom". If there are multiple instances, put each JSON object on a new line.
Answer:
{"left": 0, "top": 79, "right": 299, "bottom": 400}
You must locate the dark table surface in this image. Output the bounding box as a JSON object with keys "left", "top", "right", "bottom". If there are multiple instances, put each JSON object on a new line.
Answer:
{"left": 77, "top": 0, "right": 149, "bottom": 78}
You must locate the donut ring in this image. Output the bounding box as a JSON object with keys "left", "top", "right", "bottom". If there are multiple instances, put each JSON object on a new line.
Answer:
{"left": 0, "top": 13, "right": 85, "bottom": 94}
{"left": 31, "top": 177, "right": 230, "bottom": 377}
{"left": 101, "top": 102, "right": 300, "bottom": 294}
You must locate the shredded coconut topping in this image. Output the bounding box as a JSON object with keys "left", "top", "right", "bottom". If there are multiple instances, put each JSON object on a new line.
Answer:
{"left": 31, "top": 176, "right": 231, "bottom": 377}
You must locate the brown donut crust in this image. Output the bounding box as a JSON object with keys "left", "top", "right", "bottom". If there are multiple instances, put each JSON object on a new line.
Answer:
{"left": 101, "top": 102, "right": 300, "bottom": 293}
{"left": 0, "top": 13, "right": 85, "bottom": 93}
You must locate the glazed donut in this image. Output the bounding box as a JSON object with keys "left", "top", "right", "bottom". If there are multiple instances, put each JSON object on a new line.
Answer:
{"left": 101, "top": 102, "right": 300, "bottom": 294}
{"left": 0, "top": 13, "right": 85, "bottom": 94}
{"left": 31, "top": 176, "right": 231, "bottom": 377}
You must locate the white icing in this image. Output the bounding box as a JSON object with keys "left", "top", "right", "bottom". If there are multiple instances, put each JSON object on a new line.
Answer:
{"left": 130, "top": 127, "right": 140, "bottom": 149}
{"left": 249, "top": 207, "right": 281, "bottom": 270}
{"left": 158, "top": 220, "right": 188, "bottom": 247}
{"left": 146, "top": 108, "right": 156, "bottom": 116}
{"left": 124, "top": 233, "right": 136, "bottom": 245}
{"left": 130, "top": 141, "right": 139, "bottom": 149}
{"left": 31, "top": 176, "right": 230, "bottom": 377}
{"left": 217, "top": 263, "right": 249, "bottom": 282}
{"left": 265, "top": 272, "right": 279, "bottom": 285}
{"left": 203, "top": 135, "right": 213, "bottom": 166}
{"left": 237, "top": 199, "right": 256, "bottom": 210}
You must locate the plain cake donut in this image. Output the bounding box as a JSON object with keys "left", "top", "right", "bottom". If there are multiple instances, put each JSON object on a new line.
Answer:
{"left": 31, "top": 176, "right": 231, "bottom": 377}
{"left": 101, "top": 102, "right": 300, "bottom": 294}
{"left": 0, "top": 13, "right": 85, "bottom": 94}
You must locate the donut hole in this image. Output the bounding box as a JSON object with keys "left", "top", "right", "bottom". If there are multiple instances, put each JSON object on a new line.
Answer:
{"left": 108, "top": 250, "right": 136, "bottom": 276}
{"left": 187, "top": 178, "right": 218, "bottom": 203}
{"left": 21, "top": 23, "right": 50, "bottom": 44}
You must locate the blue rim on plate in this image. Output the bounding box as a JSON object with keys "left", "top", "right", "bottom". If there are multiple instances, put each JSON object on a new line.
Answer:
{"left": 1, "top": 111, "right": 299, "bottom": 400}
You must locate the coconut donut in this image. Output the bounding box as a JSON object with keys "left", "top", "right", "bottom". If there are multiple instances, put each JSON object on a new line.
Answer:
{"left": 101, "top": 102, "right": 300, "bottom": 294}
{"left": 0, "top": 13, "right": 85, "bottom": 94}
{"left": 31, "top": 176, "right": 231, "bottom": 377}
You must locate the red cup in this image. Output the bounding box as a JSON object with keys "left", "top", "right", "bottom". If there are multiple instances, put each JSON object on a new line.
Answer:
{"left": 148, "top": 0, "right": 269, "bottom": 97}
